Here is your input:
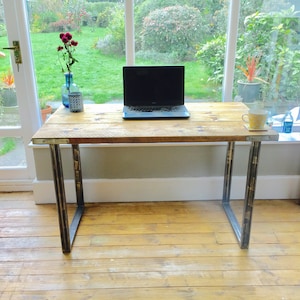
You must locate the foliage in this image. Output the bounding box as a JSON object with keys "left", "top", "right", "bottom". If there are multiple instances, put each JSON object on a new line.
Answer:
{"left": 135, "top": 0, "right": 189, "bottom": 30}
{"left": 0, "top": 69, "right": 17, "bottom": 107}
{"left": 196, "top": 35, "right": 226, "bottom": 84}
{"left": 29, "top": 0, "right": 62, "bottom": 32}
{"left": 0, "top": 23, "right": 6, "bottom": 37}
{"left": 0, "top": 138, "right": 16, "bottom": 156}
{"left": 135, "top": 0, "right": 224, "bottom": 52}
{"left": 49, "top": 19, "right": 73, "bottom": 32}
{"left": 84, "top": 1, "right": 117, "bottom": 27}
{"left": 136, "top": 50, "right": 182, "bottom": 64}
{"left": 197, "top": 2, "right": 300, "bottom": 103}
{"left": 1, "top": 69, "right": 14, "bottom": 88}
{"left": 236, "top": 6, "right": 300, "bottom": 101}
{"left": 141, "top": 5, "right": 203, "bottom": 61}
{"left": 30, "top": 0, "right": 88, "bottom": 33}
{"left": 24, "top": 27, "right": 215, "bottom": 103}
{"left": 65, "top": 0, "right": 88, "bottom": 32}
{"left": 97, "top": 7, "right": 125, "bottom": 55}
{"left": 57, "top": 32, "right": 79, "bottom": 73}
{"left": 96, "top": 7, "right": 114, "bottom": 28}
{"left": 39, "top": 98, "right": 50, "bottom": 109}
{"left": 237, "top": 56, "right": 268, "bottom": 83}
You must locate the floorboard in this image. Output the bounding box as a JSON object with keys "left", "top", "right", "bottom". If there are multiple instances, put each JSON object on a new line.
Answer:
{"left": 0, "top": 192, "right": 299, "bottom": 299}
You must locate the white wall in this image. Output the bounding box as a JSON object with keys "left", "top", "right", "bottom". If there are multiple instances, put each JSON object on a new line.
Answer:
{"left": 32, "top": 141, "right": 300, "bottom": 203}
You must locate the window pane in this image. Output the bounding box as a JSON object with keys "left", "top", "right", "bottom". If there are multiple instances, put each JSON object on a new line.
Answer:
{"left": 133, "top": 1, "right": 229, "bottom": 101}
{"left": 0, "top": 104, "right": 21, "bottom": 127}
{"left": 29, "top": 0, "right": 124, "bottom": 106}
{"left": 234, "top": 0, "right": 300, "bottom": 116}
{"left": 0, "top": 137, "right": 26, "bottom": 167}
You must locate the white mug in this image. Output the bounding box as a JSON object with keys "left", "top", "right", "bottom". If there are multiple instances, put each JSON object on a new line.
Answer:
{"left": 242, "top": 109, "right": 268, "bottom": 130}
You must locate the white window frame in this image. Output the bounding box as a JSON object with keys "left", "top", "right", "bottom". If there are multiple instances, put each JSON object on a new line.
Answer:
{"left": 0, "top": 0, "right": 41, "bottom": 187}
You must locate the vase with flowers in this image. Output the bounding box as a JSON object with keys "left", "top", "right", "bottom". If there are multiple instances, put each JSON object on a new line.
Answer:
{"left": 57, "top": 32, "right": 80, "bottom": 108}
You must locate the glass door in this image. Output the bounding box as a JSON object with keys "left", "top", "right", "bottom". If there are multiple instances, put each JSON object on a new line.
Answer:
{"left": 0, "top": 0, "right": 40, "bottom": 189}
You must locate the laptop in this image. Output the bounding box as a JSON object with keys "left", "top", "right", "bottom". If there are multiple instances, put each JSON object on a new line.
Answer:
{"left": 122, "top": 66, "right": 190, "bottom": 119}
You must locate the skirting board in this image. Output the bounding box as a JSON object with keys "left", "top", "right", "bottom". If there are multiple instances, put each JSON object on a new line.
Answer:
{"left": 0, "top": 180, "right": 33, "bottom": 192}
{"left": 33, "top": 175, "right": 300, "bottom": 204}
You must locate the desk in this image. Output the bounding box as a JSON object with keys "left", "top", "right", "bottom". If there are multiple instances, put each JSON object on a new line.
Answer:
{"left": 32, "top": 103, "right": 279, "bottom": 253}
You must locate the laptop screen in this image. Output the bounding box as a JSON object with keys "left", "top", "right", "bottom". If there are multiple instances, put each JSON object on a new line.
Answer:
{"left": 123, "top": 66, "right": 184, "bottom": 106}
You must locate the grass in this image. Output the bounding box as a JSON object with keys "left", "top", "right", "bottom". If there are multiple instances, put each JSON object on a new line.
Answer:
{"left": 0, "top": 26, "right": 221, "bottom": 104}
{"left": 0, "top": 137, "right": 16, "bottom": 156}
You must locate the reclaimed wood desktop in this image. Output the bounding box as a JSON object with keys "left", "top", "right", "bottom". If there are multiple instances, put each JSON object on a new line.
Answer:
{"left": 32, "top": 102, "right": 279, "bottom": 253}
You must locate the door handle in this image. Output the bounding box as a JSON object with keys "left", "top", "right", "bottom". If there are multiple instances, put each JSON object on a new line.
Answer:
{"left": 3, "top": 41, "right": 22, "bottom": 71}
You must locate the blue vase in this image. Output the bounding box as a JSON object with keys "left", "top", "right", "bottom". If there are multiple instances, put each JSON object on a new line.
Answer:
{"left": 61, "top": 73, "right": 79, "bottom": 108}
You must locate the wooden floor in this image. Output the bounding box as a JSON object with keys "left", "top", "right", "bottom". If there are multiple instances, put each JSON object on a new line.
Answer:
{"left": 1, "top": 192, "right": 300, "bottom": 299}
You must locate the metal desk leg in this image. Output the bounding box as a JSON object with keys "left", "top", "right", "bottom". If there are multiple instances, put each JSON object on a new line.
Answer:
{"left": 222, "top": 141, "right": 261, "bottom": 249}
{"left": 222, "top": 142, "right": 242, "bottom": 240}
{"left": 70, "top": 144, "right": 85, "bottom": 245}
{"left": 49, "top": 144, "right": 85, "bottom": 253}
{"left": 240, "top": 141, "right": 261, "bottom": 248}
{"left": 49, "top": 144, "right": 71, "bottom": 253}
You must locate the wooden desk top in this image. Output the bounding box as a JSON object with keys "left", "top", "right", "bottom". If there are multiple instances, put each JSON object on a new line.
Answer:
{"left": 32, "top": 103, "right": 279, "bottom": 144}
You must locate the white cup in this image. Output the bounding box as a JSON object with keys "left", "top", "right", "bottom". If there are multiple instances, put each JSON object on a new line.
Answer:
{"left": 242, "top": 109, "right": 268, "bottom": 130}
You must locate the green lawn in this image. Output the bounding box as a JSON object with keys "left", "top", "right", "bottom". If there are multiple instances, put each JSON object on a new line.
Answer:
{"left": 1, "top": 26, "right": 221, "bottom": 104}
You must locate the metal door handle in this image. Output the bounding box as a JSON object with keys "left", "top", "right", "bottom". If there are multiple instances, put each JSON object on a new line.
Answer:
{"left": 3, "top": 41, "right": 22, "bottom": 71}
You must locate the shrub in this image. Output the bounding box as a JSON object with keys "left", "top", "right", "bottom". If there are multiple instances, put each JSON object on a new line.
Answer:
{"left": 141, "top": 5, "right": 203, "bottom": 60}
{"left": 237, "top": 6, "right": 300, "bottom": 101}
{"left": 196, "top": 35, "right": 226, "bottom": 84}
{"left": 135, "top": 0, "right": 189, "bottom": 29}
{"left": 85, "top": 1, "right": 117, "bottom": 26}
{"left": 136, "top": 50, "right": 182, "bottom": 64}
{"left": 48, "top": 19, "right": 74, "bottom": 32}
{"left": 0, "top": 23, "right": 7, "bottom": 37}
{"left": 96, "top": 7, "right": 114, "bottom": 28}
{"left": 97, "top": 8, "right": 125, "bottom": 55}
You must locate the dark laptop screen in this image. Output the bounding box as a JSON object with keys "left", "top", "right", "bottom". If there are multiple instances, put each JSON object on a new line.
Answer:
{"left": 123, "top": 66, "right": 184, "bottom": 106}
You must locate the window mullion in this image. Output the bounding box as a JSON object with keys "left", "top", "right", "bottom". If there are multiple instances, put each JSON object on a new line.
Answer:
{"left": 222, "top": 0, "right": 240, "bottom": 102}
{"left": 125, "top": 0, "right": 135, "bottom": 66}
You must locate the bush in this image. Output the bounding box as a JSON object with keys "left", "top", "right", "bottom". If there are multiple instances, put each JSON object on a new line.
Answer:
{"left": 135, "top": 0, "right": 189, "bottom": 29}
{"left": 48, "top": 19, "right": 74, "bottom": 32}
{"left": 237, "top": 6, "right": 300, "bottom": 101}
{"left": 85, "top": 1, "right": 117, "bottom": 25}
{"left": 141, "top": 5, "right": 203, "bottom": 60}
{"left": 96, "top": 8, "right": 125, "bottom": 55}
{"left": 96, "top": 7, "right": 114, "bottom": 28}
{"left": 136, "top": 50, "right": 182, "bottom": 64}
{"left": 196, "top": 35, "right": 226, "bottom": 84}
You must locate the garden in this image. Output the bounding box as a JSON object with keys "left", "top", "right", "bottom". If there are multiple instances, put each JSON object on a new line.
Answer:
{"left": 0, "top": 0, "right": 299, "bottom": 109}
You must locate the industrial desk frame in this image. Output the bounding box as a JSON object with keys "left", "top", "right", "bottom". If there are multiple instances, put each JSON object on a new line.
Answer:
{"left": 32, "top": 103, "right": 278, "bottom": 253}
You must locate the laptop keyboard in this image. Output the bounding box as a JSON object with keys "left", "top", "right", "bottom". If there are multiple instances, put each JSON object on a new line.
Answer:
{"left": 129, "top": 106, "right": 179, "bottom": 112}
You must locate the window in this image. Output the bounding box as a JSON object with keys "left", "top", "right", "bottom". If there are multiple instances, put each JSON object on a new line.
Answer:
{"left": 28, "top": 0, "right": 229, "bottom": 106}
{"left": 12, "top": 0, "right": 300, "bottom": 135}
{"left": 232, "top": 0, "right": 300, "bottom": 132}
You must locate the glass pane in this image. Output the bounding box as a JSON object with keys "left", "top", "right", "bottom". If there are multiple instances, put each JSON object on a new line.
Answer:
{"left": 0, "top": 1, "right": 27, "bottom": 170}
{"left": 28, "top": 0, "right": 125, "bottom": 107}
{"left": 234, "top": 0, "right": 300, "bottom": 116}
{"left": 0, "top": 13, "right": 21, "bottom": 127}
{"left": 0, "top": 137, "right": 26, "bottom": 167}
{"left": 0, "top": 104, "right": 20, "bottom": 127}
{"left": 133, "top": 1, "right": 229, "bottom": 101}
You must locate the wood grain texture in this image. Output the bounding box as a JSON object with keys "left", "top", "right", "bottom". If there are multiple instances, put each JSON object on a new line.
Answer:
{"left": 32, "top": 103, "right": 279, "bottom": 144}
{"left": 1, "top": 192, "right": 300, "bottom": 299}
